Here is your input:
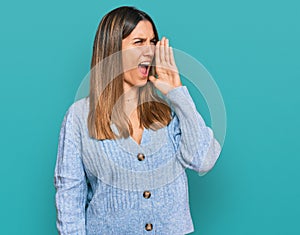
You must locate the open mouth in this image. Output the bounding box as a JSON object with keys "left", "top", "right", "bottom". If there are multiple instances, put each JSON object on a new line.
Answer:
{"left": 138, "top": 61, "right": 151, "bottom": 77}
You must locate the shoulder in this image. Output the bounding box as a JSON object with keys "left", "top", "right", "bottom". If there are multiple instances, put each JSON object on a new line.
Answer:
{"left": 167, "top": 108, "right": 179, "bottom": 127}
{"left": 60, "top": 97, "right": 89, "bottom": 130}
{"left": 66, "top": 96, "right": 89, "bottom": 118}
{"left": 69, "top": 96, "right": 89, "bottom": 112}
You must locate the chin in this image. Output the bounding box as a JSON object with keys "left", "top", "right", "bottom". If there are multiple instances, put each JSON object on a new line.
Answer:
{"left": 123, "top": 72, "right": 149, "bottom": 89}
{"left": 136, "top": 79, "right": 148, "bottom": 87}
{"left": 135, "top": 73, "right": 148, "bottom": 85}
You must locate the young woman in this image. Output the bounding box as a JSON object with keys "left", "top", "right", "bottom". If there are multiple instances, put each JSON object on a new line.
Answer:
{"left": 54, "top": 6, "right": 221, "bottom": 235}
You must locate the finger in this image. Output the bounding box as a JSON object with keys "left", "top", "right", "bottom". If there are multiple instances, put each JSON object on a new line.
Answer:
{"left": 160, "top": 37, "right": 165, "bottom": 65}
{"left": 148, "top": 75, "right": 157, "bottom": 84}
{"left": 155, "top": 40, "right": 161, "bottom": 64}
{"left": 169, "top": 46, "right": 175, "bottom": 66}
{"left": 165, "top": 38, "right": 170, "bottom": 64}
{"left": 162, "top": 36, "right": 166, "bottom": 46}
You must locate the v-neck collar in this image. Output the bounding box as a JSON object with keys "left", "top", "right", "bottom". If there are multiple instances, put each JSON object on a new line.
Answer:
{"left": 128, "top": 127, "right": 148, "bottom": 146}
{"left": 110, "top": 123, "right": 168, "bottom": 156}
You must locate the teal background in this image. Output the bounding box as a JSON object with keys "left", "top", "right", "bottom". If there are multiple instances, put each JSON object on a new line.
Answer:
{"left": 1, "top": 0, "right": 299, "bottom": 234}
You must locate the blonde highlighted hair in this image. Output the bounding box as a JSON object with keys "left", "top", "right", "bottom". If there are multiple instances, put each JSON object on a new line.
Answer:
{"left": 88, "top": 6, "right": 172, "bottom": 140}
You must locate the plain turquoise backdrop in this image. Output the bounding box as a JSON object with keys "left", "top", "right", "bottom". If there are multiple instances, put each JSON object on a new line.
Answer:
{"left": 1, "top": 0, "right": 299, "bottom": 234}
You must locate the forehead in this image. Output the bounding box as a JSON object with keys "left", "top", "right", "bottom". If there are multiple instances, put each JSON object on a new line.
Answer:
{"left": 127, "top": 20, "right": 155, "bottom": 38}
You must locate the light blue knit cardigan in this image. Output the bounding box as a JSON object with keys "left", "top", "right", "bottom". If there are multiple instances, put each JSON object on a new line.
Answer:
{"left": 54, "top": 85, "right": 221, "bottom": 235}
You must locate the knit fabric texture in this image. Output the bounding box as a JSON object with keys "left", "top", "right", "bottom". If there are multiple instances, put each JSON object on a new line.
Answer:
{"left": 54, "top": 85, "right": 221, "bottom": 235}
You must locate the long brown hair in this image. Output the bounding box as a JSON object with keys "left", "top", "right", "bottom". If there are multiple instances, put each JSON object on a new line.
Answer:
{"left": 88, "top": 6, "right": 172, "bottom": 140}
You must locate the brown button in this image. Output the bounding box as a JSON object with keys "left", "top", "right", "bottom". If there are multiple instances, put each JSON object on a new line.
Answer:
{"left": 137, "top": 153, "right": 145, "bottom": 161}
{"left": 143, "top": 191, "right": 151, "bottom": 199}
{"left": 145, "top": 223, "right": 153, "bottom": 231}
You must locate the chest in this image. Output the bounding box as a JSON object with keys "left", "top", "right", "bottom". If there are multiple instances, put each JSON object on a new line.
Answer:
{"left": 130, "top": 125, "right": 144, "bottom": 146}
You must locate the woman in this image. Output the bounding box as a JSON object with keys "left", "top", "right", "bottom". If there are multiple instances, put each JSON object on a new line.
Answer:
{"left": 54, "top": 6, "right": 221, "bottom": 235}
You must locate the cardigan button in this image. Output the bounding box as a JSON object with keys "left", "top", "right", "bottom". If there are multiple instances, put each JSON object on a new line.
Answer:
{"left": 137, "top": 153, "right": 145, "bottom": 161}
{"left": 143, "top": 191, "right": 151, "bottom": 199}
{"left": 145, "top": 223, "right": 153, "bottom": 231}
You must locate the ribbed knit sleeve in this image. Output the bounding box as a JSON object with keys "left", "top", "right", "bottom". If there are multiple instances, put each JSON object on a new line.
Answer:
{"left": 54, "top": 104, "right": 87, "bottom": 235}
{"left": 165, "top": 85, "right": 221, "bottom": 176}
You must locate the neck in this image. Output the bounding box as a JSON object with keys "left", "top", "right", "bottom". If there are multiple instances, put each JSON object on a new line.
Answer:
{"left": 123, "top": 86, "right": 139, "bottom": 100}
{"left": 123, "top": 86, "right": 140, "bottom": 116}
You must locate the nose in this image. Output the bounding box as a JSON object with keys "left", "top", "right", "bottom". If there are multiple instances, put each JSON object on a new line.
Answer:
{"left": 143, "top": 42, "right": 155, "bottom": 57}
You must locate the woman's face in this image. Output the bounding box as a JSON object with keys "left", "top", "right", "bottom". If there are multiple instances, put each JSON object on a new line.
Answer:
{"left": 122, "top": 20, "right": 156, "bottom": 91}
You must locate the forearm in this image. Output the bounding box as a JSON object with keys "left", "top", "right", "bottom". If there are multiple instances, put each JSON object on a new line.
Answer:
{"left": 166, "top": 85, "right": 221, "bottom": 175}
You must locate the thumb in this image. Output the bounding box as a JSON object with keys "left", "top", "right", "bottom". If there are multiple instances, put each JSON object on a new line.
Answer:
{"left": 148, "top": 75, "right": 157, "bottom": 84}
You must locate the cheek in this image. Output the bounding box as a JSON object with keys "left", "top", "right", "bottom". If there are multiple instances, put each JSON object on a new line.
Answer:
{"left": 123, "top": 68, "right": 138, "bottom": 83}
{"left": 122, "top": 48, "right": 142, "bottom": 72}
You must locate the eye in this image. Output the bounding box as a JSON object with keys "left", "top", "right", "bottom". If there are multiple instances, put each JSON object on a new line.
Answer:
{"left": 150, "top": 40, "right": 157, "bottom": 45}
{"left": 134, "top": 41, "right": 142, "bottom": 44}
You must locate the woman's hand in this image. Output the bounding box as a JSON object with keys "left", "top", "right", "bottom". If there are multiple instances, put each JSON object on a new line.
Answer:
{"left": 148, "top": 37, "right": 182, "bottom": 95}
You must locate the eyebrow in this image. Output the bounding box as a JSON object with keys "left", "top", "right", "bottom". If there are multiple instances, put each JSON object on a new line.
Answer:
{"left": 132, "top": 37, "right": 157, "bottom": 41}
